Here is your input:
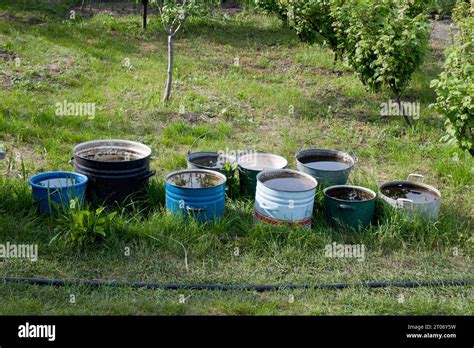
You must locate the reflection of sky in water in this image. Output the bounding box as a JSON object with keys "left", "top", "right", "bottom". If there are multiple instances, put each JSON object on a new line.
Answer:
{"left": 382, "top": 185, "right": 438, "bottom": 203}
{"left": 39, "top": 178, "right": 76, "bottom": 188}
{"left": 170, "top": 172, "right": 221, "bottom": 188}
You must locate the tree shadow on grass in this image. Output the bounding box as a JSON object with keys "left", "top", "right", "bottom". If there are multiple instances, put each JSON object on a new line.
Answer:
{"left": 179, "top": 15, "right": 300, "bottom": 50}
{"left": 0, "top": 0, "right": 78, "bottom": 18}
{"left": 0, "top": 0, "right": 145, "bottom": 19}
{"left": 2, "top": 15, "right": 144, "bottom": 65}
{"left": 293, "top": 88, "right": 382, "bottom": 125}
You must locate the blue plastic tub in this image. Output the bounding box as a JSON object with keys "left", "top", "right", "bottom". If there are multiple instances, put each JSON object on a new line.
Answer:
{"left": 165, "top": 169, "right": 226, "bottom": 222}
{"left": 29, "top": 171, "right": 88, "bottom": 213}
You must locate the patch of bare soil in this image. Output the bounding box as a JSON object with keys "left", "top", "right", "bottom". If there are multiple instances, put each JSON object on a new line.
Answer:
{"left": 42, "top": 55, "right": 76, "bottom": 76}
{"left": 307, "top": 66, "right": 350, "bottom": 77}
{"left": 221, "top": 0, "right": 242, "bottom": 15}
{"left": 0, "top": 49, "right": 15, "bottom": 89}
{"left": 431, "top": 19, "right": 456, "bottom": 44}
{"left": 0, "top": 13, "right": 44, "bottom": 25}
{"left": 74, "top": 0, "right": 243, "bottom": 19}
{"left": 430, "top": 19, "right": 456, "bottom": 62}
{"left": 139, "top": 41, "right": 160, "bottom": 54}
{"left": 0, "top": 74, "right": 12, "bottom": 89}
{"left": 0, "top": 35, "right": 15, "bottom": 61}
{"left": 0, "top": 50, "right": 14, "bottom": 61}
{"left": 0, "top": 142, "right": 47, "bottom": 177}
{"left": 172, "top": 112, "right": 216, "bottom": 124}
{"left": 70, "top": 1, "right": 144, "bottom": 19}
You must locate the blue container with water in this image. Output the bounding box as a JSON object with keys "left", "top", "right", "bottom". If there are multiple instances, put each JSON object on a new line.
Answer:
{"left": 165, "top": 169, "right": 226, "bottom": 222}
{"left": 29, "top": 171, "right": 88, "bottom": 213}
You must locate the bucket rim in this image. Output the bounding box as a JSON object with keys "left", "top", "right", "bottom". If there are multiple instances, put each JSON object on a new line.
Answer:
{"left": 72, "top": 139, "right": 152, "bottom": 163}
{"left": 165, "top": 169, "right": 227, "bottom": 189}
{"left": 323, "top": 184, "right": 377, "bottom": 202}
{"left": 295, "top": 148, "right": 356, "bottom": 171}
{"left": 237, "top": 153, "right": 288, "bottom": 171}
{"left": 29, "top": 171, "right": 88, "bottom": 189}
{"left": 186, "top": 151, "right": 236, "bottom": 170}
{"left": 256, "top": 169, "right": 318, "bottom": 193}
{"left": 379, "top": 180, "right": 441, "bottom": 203}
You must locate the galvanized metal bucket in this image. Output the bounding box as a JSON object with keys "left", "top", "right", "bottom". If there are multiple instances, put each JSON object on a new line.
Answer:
{"left": 186, "top": 132, "right": 234, "bottom": 174}
{"left": 165, "top": 169, "right": 227, "bottom": 222}
{"left": 323, "top": 185, "right": 376, "bottom": 229}
{"left": 254, "top": 169, "right": 318, "bottom": 228}
{"left": 237, "top": 153, "right": 288, "bottom": 197}
{"left": 379, "top": 174, "right": 441, "bottom": 221}
{"left": 295, "top": 136, "right": 357, "bottom": 188}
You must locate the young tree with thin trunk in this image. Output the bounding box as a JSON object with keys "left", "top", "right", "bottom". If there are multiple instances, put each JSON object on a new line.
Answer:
{"left": 153, "top": 0, "right": 218, "bottom": 103}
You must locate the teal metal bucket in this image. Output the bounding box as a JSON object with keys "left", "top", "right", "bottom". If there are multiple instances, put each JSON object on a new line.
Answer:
{"left": 323, "top": 185, "right": 376, "bottom": 229}
{"left": 295, "top": 136, "right": 357, "bottom": 188}
{"left": 296, "top": 148, "right": 356, "bottom": 188}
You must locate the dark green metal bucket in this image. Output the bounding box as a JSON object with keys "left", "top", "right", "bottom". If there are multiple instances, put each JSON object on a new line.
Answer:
{"left": 323, "top": 185, "right": 376, "bottom": 229}
{"left": 237, "top": 153, "right": 288, "bottom": 197}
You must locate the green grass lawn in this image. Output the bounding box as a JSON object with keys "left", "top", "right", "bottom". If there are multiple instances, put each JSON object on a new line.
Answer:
{"left": 0, "top": 0, "right": 472, "bottom": 315}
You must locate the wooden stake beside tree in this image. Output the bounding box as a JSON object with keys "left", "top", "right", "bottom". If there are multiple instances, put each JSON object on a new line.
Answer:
{"left": 135, "top": 0, "right": 149, "bottom": 29}
{"left": 142, "top": 0, "right": 149, "bottom": 30}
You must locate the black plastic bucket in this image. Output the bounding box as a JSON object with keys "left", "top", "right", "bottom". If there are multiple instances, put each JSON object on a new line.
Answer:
{"left": 72, "top": 140, "right": 155, "bottom": 204}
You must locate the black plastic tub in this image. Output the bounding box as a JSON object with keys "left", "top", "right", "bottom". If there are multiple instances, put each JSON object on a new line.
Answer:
{"left": 72, "top": 140, "right": 155, "bottom": 204}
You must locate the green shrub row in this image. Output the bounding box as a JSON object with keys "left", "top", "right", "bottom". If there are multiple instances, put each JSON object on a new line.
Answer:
{"left": 255, "top": 0, "right": 432, "bottom": 126}
{"left": 255, "top": 0, "right": 472, "bottom": 154}
{"left": 431, "top": 2, "right": 473, "bottom": 155}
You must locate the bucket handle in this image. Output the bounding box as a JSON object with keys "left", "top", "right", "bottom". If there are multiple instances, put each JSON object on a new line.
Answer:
{"left": 296, "top": 136, "right": 321, "bottom": 155}
{"left": 338, "top": 204, "right": 355, "bottom": 210}
{"left": 407, "top": 173, "right": 424, "bottom": 182}
{"left": 187, "top": 131, "right": 230, "bottom": 156}
{"left": 186, "top": 206, "right": 206, "bottom": 213}
{"left": 296, "top": 135, "right": 358, "bottom": 164}
{"left": 396, "top": 198, "right": 414, "bottom": 209}
{"left": 142, "top": 170, "right": 156, "bottom": 180}
{"left": 260, "top": 201, "right": 279, "bottom": 211}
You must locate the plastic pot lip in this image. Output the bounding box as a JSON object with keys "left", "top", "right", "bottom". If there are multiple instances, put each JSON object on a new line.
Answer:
{"left": 379, "top": 180, "right": 441, "bottom": 203}
{"left": 296, "top": 148, "right": 356, "bottom": 172}
{"left": 256, "top": 169, "right": 318, "bottom": 193}
{"left": 237, "top": 153, "right": 288, "bottom": 171}
{"left": 72, "top": 139, "right": 152, "bottom": 163}
{"left": 165, "top": 169, "right": 227, "bottom": 190}
{"left": 323, "top": 185, "right": 377, "bottom": 202}
{"left": 29, "top": 171, "right": 88, "bottom": 189}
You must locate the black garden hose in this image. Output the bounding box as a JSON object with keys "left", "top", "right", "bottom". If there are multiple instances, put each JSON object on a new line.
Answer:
{"left": 1, "top": 276, "right": 473, "bottom": 292}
